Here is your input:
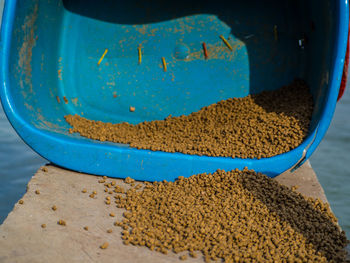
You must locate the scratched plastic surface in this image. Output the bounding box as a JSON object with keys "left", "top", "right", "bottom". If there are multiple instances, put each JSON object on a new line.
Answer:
{"left": 0, "top": 0, "right": 348, "bottom": 180}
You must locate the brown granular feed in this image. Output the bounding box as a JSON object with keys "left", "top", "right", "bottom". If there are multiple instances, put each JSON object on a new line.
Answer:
{"left": 100, "top": 242, "right": 109, "bottom": 249}
{"left": 57, "top": 219, "right": 66, "bottom": 226}
{"left": 65, "top": 79, "right": 313, "bottom": 159}
{"left": 112, "top": 169, "right": 348, "bottom": 262}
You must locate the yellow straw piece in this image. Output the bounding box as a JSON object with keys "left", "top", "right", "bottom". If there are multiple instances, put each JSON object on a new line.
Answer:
{"left": 274, "top": 25, "right": 278, "bottom": 41}
{"left": 162, "top": 57, "right": 167, "bottom": 72}
{"left": 138, "top": 46, "right": 142, "bottom": 65}
{"left": 219, "top": 35, "right": 233, "bottom": 51}
{"left": 97, "top": 49, "right": 108, "bottom": 66}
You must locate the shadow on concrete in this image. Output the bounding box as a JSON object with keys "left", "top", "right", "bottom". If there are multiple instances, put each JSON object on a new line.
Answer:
{"left": 239, "top": 171, "right": 348, "bottom": 262}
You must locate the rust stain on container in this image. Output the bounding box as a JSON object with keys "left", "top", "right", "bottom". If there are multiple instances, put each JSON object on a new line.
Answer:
{"left": 40, "top": 53, "right": 44, "bottom": 72}
{"left": 186, "top": 41, "right": 242, "bottom": 61}
{"left": 18, "top": 4, "right": 38, "bottom": 97}
{"left": 71, "top": 98, "right": 78, "bottom": 106}
{"left": 58, "top": 69, "right": 62, "bottom": 80}
{"left": 134, "top": 25, "right": 148, "bottom": 35}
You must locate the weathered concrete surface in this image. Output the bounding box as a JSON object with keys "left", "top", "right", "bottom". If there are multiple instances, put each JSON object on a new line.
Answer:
{"left": 0, "top": 161, "right": 346, "bottom": 262}
{"left": 275, "top": 161, "right": 328, "bottom": 203}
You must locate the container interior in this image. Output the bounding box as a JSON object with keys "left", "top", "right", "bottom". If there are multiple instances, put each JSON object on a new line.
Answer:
{"left": 8, "top": 0, "right": 335, "bottom": 147}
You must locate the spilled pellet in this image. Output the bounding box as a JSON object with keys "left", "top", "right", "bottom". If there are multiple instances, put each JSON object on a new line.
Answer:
{"left": 100, "top": 242, "right": 109, "bottom": 249}
{"left": 124, "top": 177, "right": 135, "bottom": 184}
{"left": 112, "top": 169, "right": 348, "bottom": 262}
{"left": 58, "top": 219, "right": 66, "bottom": 226}
{"left": 179, "top": 255, "right": 187, "bottom": 261}
{"left": 65, "top": 79, "right": 313, "bottom": 159}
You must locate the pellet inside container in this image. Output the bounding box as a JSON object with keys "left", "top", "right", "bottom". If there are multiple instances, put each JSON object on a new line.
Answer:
{"left": 65, "top": 79, "right": 313, "bottom": 159}
{"left": 110, "top": 169, "right": 348, "bottom": 262}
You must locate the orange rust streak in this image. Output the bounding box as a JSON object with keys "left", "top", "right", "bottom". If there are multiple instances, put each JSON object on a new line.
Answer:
{"left": 202, "top": 42, "right": 208, "bottom": 59}
{"left": 162, "top": 57, "right": 167, "bottom": 72}
{"left": 138, "top": 46, "right": 142, "bottom": 65}
{"left": 219, "top": 35, "right": 233, "bottom": 51}
{"left": 63, "top": 96, "right": 68, "bottom": 104}
{"left": 97, "top": 49, "right": 108, "bottom": 65}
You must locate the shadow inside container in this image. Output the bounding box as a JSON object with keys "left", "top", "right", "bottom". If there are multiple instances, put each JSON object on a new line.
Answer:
{"left": 63, "top": 0, "right": 308, "bottom": 98}
{"left": 239, "top": 172, "right": 347, "bottom": 262}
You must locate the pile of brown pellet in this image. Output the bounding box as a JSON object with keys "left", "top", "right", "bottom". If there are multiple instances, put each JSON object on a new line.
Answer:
{"left": 106, "top": 169, "right": 348, "bottom": 262}
{"left": 65, "top": 79, "right": 313, "bottom": 159}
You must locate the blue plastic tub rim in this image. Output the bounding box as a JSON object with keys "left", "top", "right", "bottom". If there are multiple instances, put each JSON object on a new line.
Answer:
{"left": 0, "top": 0, "right": 349, "bottom": 181}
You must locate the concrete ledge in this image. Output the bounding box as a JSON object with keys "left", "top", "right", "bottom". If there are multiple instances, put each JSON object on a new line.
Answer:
{"left": 0, "top": 161, "right": 345, "bottom": 262}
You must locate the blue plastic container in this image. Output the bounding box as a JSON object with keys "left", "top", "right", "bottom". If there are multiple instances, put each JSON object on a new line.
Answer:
{"left": 0, "top": 0, "right": 348, "bottom": 181}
